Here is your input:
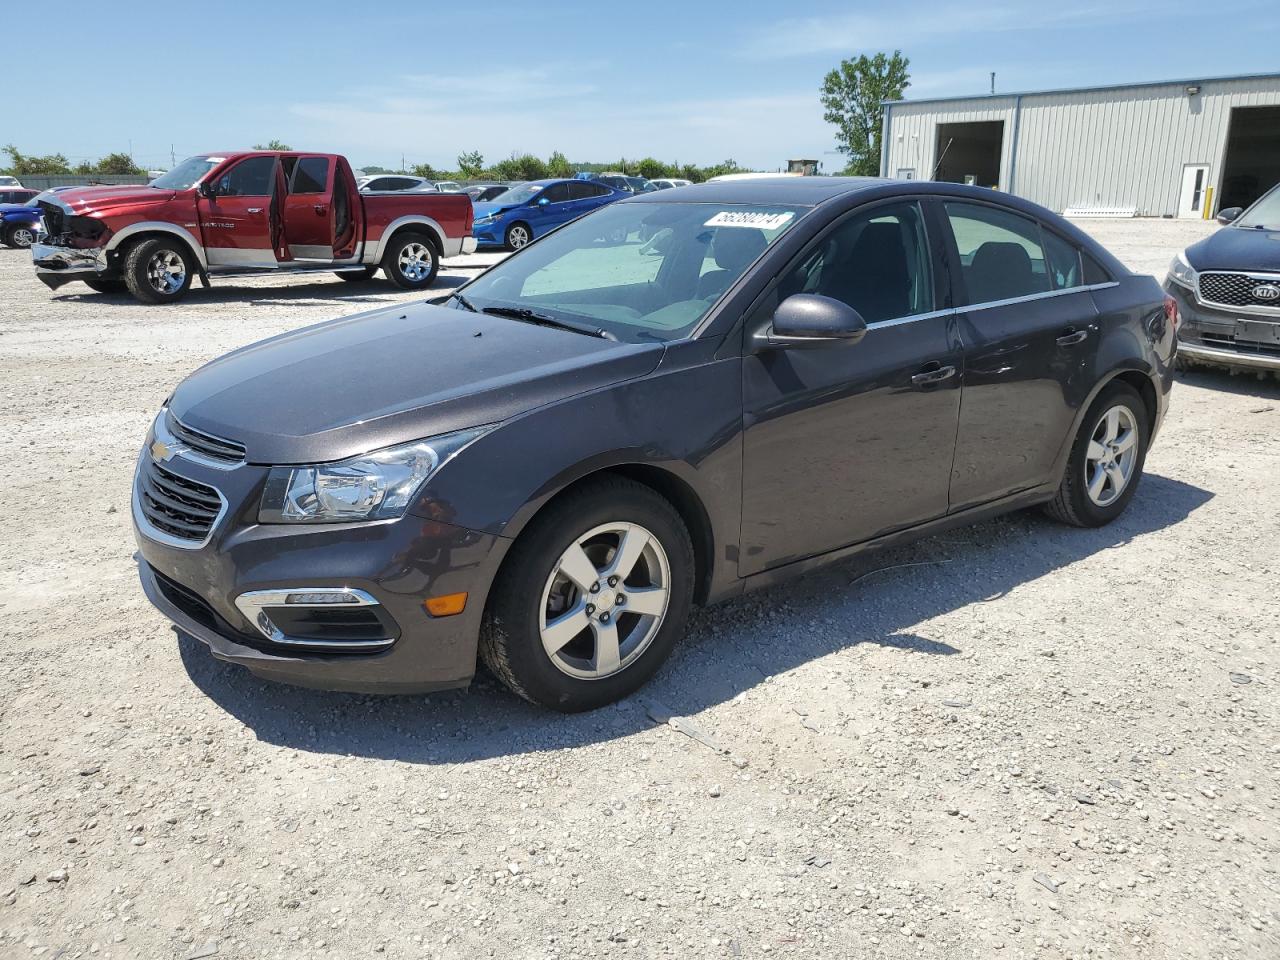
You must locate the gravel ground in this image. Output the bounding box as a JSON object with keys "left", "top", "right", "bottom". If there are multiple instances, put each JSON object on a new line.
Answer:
{"left": 1, "top": 219, "right": 1277, "bottom": 960}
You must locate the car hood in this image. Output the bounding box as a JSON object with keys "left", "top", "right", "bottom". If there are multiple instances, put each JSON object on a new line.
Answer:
{"left": 472, "top": 201, "right": 521, "bottom": 220}
{"left": 42, "top": 185, "right": 178, "bottom": 215}
{"left": 1185, "top": 226, "right": 1280, "bottom": 273}
{"left": 169, "top": 301, "right": 664, "bottom": 464}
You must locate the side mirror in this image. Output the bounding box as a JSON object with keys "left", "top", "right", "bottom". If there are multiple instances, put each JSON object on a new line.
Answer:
{"left": 1216, "top": 206, "right": 1243, "bottom": 225}
{"left": 754, "top": 294, "right": 868, "bottom": 351}
{"left": 535, "top": 197, "right": 550, "bottom": 207}
{"left": 198, "top": 181, "right": 217, "bottom": 200}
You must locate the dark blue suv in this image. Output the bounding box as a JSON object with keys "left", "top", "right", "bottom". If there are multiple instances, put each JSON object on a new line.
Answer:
{"left": 472, "top": 178, "right": 627, "bottom": 250}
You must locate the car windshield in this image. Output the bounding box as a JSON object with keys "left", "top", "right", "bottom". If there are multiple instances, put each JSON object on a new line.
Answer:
{"left": 150, "top": 156, "right": 221, "bottom": 190}
{"left": 490, "top": 183, "right": 544, "bottom": 204}
{"left": 1238, "top": 186, "right": 1280, "bottom": 229}
{"left": 457, "top": 201, "right": 805, "bottom": 342}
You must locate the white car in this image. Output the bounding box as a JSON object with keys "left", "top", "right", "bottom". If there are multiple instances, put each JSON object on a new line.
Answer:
{"left": 357, "top": 175, "right": 439, "bottom": 193}
{"left": 650, "top": 178, "right": 693, "bottom": 190}
{"left": 0, "top": 175, "right": 22, "bottom": 188}
{"left": 433, "top": 181, "right": 463, "bottom": 193}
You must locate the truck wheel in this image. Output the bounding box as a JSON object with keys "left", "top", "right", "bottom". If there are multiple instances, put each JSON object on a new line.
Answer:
{"left": 504, "top": 223, "right": 532, "bottom": 251}
{"left": 3, "top": 224, "right": 36, "bottom": 248}
{"left": 336, "top": 266, "right": 378, "bottom": 282}
{"left": 123, "top": 237, "right": 194, "bottom": 304}
{"left": 83, "top": 276, "right": 127, "bottom": 294}
{"left": 382, "top": 232, "right": 439, "bottom": 290}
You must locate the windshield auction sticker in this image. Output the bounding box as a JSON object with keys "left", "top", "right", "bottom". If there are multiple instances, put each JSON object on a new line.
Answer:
{"left": 704, "top": 211, "right": 794, "bottom": 230}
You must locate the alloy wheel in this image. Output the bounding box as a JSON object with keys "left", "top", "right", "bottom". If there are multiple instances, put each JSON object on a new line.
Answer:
{"left": 508, "top": 226, "right": 530, "bottom": 249}
{"left": 539, "top": 522, "right": 671, "bottom": 680}
{"left": 398, "top": 242, "right": 433, "bottom": 281}
{"left": 1084, "top": 405, "right": 1138, "bottom": 506}
{"left": 11, "top": 227, "right": 34, "bottom": 248}
{"left": 146, "top": 250, "right": 186, "bottom": 295}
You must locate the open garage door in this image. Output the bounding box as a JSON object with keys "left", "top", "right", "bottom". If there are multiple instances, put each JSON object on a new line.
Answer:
{"left": 933, "top": 121, "right": 1003, "bottom": 188}
{"left": 1219, "top": 105, "right": 1280, "bottom": 212}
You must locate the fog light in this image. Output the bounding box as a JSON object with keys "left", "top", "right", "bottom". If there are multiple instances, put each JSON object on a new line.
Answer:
{"left": 424, "top": 592, "right": 468, "bottom": 617}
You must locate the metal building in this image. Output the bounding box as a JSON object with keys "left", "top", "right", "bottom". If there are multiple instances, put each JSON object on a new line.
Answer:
{"left": 880, "top": 72, "right": 1280, "bottom": 218}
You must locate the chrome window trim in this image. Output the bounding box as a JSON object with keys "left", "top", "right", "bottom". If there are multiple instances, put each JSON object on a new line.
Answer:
{"left": 131, "top": 455, "right": 229, "bottom": 551}
{"left": 864, "top": 281, "right": 1118, "bottom": 329}
{"left": 1196, "top": 270, "right": 1280, "bottom": 316}
{"left": 233, "top": 588, "right": 394, "bottom": 650}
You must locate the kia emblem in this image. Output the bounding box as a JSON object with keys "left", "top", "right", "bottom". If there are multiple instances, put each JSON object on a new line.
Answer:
{"left": 1253, "top": 283, "right": 1280, "bottom": 302}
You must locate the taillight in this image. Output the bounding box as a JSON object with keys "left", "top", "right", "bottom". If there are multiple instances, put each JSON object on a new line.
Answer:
{"left": 1163, "top": 294, "right": 1180, "bottom": 333}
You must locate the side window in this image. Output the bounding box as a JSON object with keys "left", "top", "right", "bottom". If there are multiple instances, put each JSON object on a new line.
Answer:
{"left": 542, "top": 183, "right": 572, "bottom": 203}
{"left": 1082, "top": 252, "right": 1113, "bottom": 285}
{"left": 781, "top": 201, "right": 934, "bottom": 324}
{"left": 944, "top": 202, "right": 1050, "bottom": 304}
{"left": 215, "top": 157, "right": 276, "bottom": 197}
{"left": 291, "top": 157, "right": 330, "bottom": 194}
{"left": 1042, "top": 229, "right": 1082, "bottom": 290}
{"left": 567, "top": 181, "right": 594, "bottom": 200}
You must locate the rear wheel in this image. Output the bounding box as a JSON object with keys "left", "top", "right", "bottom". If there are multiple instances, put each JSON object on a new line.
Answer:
{"left": 335, "top": 266, "right": 378, "bottom": 282}
{"left": 1043, "top": 381, "right": 1149, "bottom": 527}
{"left": 123, "top": 237, "right": 194, "bottom": 304}
{"left": 480, "top": 477, "right": 694, "bottom": 712}
{"left": 3, "top": 224, "right": 35, "bottom": 248}
{"left": 504, "top": 222, "right": 532, "bottom": 251}
{"left": 382, "top": 232, "right": 439, "bottom": 290}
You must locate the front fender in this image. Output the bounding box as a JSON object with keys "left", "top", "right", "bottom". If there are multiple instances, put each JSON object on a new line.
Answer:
{"left": 105, "top": 220, "right": 208, "bottom": 270}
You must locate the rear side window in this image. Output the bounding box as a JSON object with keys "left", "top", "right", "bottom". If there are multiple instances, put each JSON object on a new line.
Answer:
{"left": 215, "top": 157, "right": 276, "bottom": 197}
{"left": 945, "top": 202, "right": 1050, "bottom": 304}
{"left": 780, "top": 201, "right": 934, "bottom": 324}
{"left": 1082, "top": 252, "right": 1113, "bottom": 285}
{"left": 1042, "top": 229, "right": 1082, "bottom": 290}
{"left": 291, "top": 157, "right": 330, "bottom": 194}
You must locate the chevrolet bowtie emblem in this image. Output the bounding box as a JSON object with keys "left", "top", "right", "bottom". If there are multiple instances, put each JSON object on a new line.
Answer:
{"left": 151, "top": 438, "right": 173, "bottom": 461}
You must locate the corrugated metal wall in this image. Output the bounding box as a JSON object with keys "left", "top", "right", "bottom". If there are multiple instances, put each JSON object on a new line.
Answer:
{"left": 882, "top": 75, "right": 1280, "bottom": 216}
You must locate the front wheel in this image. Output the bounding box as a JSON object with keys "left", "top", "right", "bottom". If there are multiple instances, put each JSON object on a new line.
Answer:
{"left": 1042, "top": 382, "right": 1150, "bottom": 527}
{"left": 504, "top": 222, "right": 532, "bottom": 251}
{"left": 480, "top": 477, "right": 694, "bottom": 712}
{"left": 122, "top": 237, "right": 194, "bottom": 304}
{"left": 4, "top": 224, "right": 36, "bottom": 248}
{"left": 83, "top": 276, "right": 128, "bottom": 294}
{"left": 382, "top": 232, "right": 439, "bottom": 290}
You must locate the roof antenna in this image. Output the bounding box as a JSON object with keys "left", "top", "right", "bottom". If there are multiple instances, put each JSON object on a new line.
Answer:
{"left": 990, "top": 72, "right": 996, "bottom": 96}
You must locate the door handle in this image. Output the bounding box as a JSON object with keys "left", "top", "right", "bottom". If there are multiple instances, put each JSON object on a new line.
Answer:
{"left": 911, "top": 363, "right": 956, "bottom": 387}
{"left": 1056, "top": 329, "right": 1089, "bottom": 346}
{"left": 313, "top": 204, "right": 328, "bottom": 215}
{"left": 247, "top": 207, "right": 263, "bottom": 214}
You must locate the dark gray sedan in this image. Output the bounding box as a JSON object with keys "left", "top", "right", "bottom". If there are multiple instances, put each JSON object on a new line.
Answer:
{"left": 134, "top": 178, "right": 1175, "bottom": 711}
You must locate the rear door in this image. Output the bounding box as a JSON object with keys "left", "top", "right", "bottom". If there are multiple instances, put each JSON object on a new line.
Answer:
{"left": 282, "top": 155, "right": 335, "bottom": 260}
{"left": 198, "top": 156, "right": 287, "bottom": 267}
{"left": 940, "top": 200, "right": 1102, "bottom": 509}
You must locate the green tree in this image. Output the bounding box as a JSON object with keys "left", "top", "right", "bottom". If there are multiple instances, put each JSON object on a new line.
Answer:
{"left": 252, "top": 139, "right": 292, "bottom": 151}
{"left": 546, "top": 150, "right": 573, "bottom": 178}
{"left": 95, "top": 152, "right": 145, "bottom": 175}
{"left": 820, "top": 50, "right": 910, "bottom": 176}
{"left": 1, "top": 145, "right": 72, "bottom": 176}
{"left": 456, "top": 150, "right": 485, "bottom": 178}
{"left": 635, "top": 157, "right": 668, "bottom": 180}
{"left": 360, "top": 165, "right": 394, "bottom": 174}
{"left": 410, "top": 162, "right": 442, "bottom": 180}
{"left": 491, "top": 153, "right": 548, "bottom": 181}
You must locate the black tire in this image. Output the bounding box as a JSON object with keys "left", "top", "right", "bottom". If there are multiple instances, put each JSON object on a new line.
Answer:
{"left": 504, "top": 222, "right": 532, "bottom": 251}
{"left": 3, "top": 224, "right": 36, "bottom": 249}
{"left": 1042, "top": 381, "right": 1150, "bottom": 527}
{"left": 381, "top": 231, "right": 439, "bottom": 290}
{"left": 82, "top": 276, "right": 128, "bottom": 294}
{"left": 480, "top": 477, "right": 695, "bottom": 712}
{"left": 335, "top": 266, "right": 378, "bottom": 282}
{"left": 122, "top": 237, "right": 194, "bottom": 304}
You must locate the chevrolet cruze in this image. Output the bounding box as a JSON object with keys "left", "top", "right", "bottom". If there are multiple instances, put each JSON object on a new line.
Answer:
{"left": 134, "top": 178, "right": 1175, "bottom": 712}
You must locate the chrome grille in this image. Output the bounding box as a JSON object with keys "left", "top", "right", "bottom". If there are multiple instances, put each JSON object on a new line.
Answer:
{"left": 1198, "top": 272, "right": 1280, "bottom": 310}
{"left": 166, "top": 413, "right": 245, "bottom": 465}
{"left": 138, "top": 460, "right": 224, "bottom": 543}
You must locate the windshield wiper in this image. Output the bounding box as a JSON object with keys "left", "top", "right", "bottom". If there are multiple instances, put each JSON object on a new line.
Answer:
{"left": 450, "top": 291, "right": 478, "bottom": 312}
{"left": 480, "top": 306, "right": 617, "bottom": 341}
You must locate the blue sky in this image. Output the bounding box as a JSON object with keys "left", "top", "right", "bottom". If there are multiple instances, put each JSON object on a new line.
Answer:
{"left": 13, "top": 0, "right": 1280, "bottom": 172}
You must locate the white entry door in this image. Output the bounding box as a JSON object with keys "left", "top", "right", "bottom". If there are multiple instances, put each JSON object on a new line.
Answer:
{"left": 1178, "top": 164, "right": 1210, "bottom": 219}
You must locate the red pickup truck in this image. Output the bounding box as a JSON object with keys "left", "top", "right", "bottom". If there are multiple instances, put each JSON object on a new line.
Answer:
{"left": 31, "top": 151, "right": 475, "bottom": 304}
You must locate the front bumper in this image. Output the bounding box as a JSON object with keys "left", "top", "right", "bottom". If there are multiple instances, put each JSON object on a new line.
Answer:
{"left": 472, "top": 222, "right": 505, "bottom": 246}
{"left": 132, "top": 442, "right": 510, "bottom": 694}
{"left": 31, "top": 240, "right": 107, "bottom": 289}
{"left": 1166, "top": 279, "right": 1280, "bottom": 372}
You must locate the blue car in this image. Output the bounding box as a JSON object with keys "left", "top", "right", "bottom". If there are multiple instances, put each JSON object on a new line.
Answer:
{"left": 1, "top": 187, "right": 78, "bottom": 249}
{"left": 472, "top": 178, "right": 627, "bottom": 250}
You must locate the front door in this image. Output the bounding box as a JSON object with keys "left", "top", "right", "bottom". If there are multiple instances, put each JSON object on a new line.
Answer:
{"left": 940, "top": 200, "right": 1102, "bottom": 509}
{"left": 1178, "top": 164, "right": 1211, "bottom": 219}
{"left": 282, "top": 155, "right": 335, "bottom": 260}
{"left": 198, "top": 155, "right": 286, "bottom": 267}
{"left": 740, "top": 200, "right": 962, "bottom": 574}
{"left": 529, "top": 181, "right": 575, "bottom": 237}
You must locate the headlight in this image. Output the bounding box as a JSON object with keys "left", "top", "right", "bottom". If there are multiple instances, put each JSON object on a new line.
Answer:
{"left": 1167, "top": 250, "right": 1197, "bottom": 289}
{"left": 474, "top": 215, "right": 496, "bottom": 226}
{"left": 258, "top": 426, "right": 493, "bottom": 524}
